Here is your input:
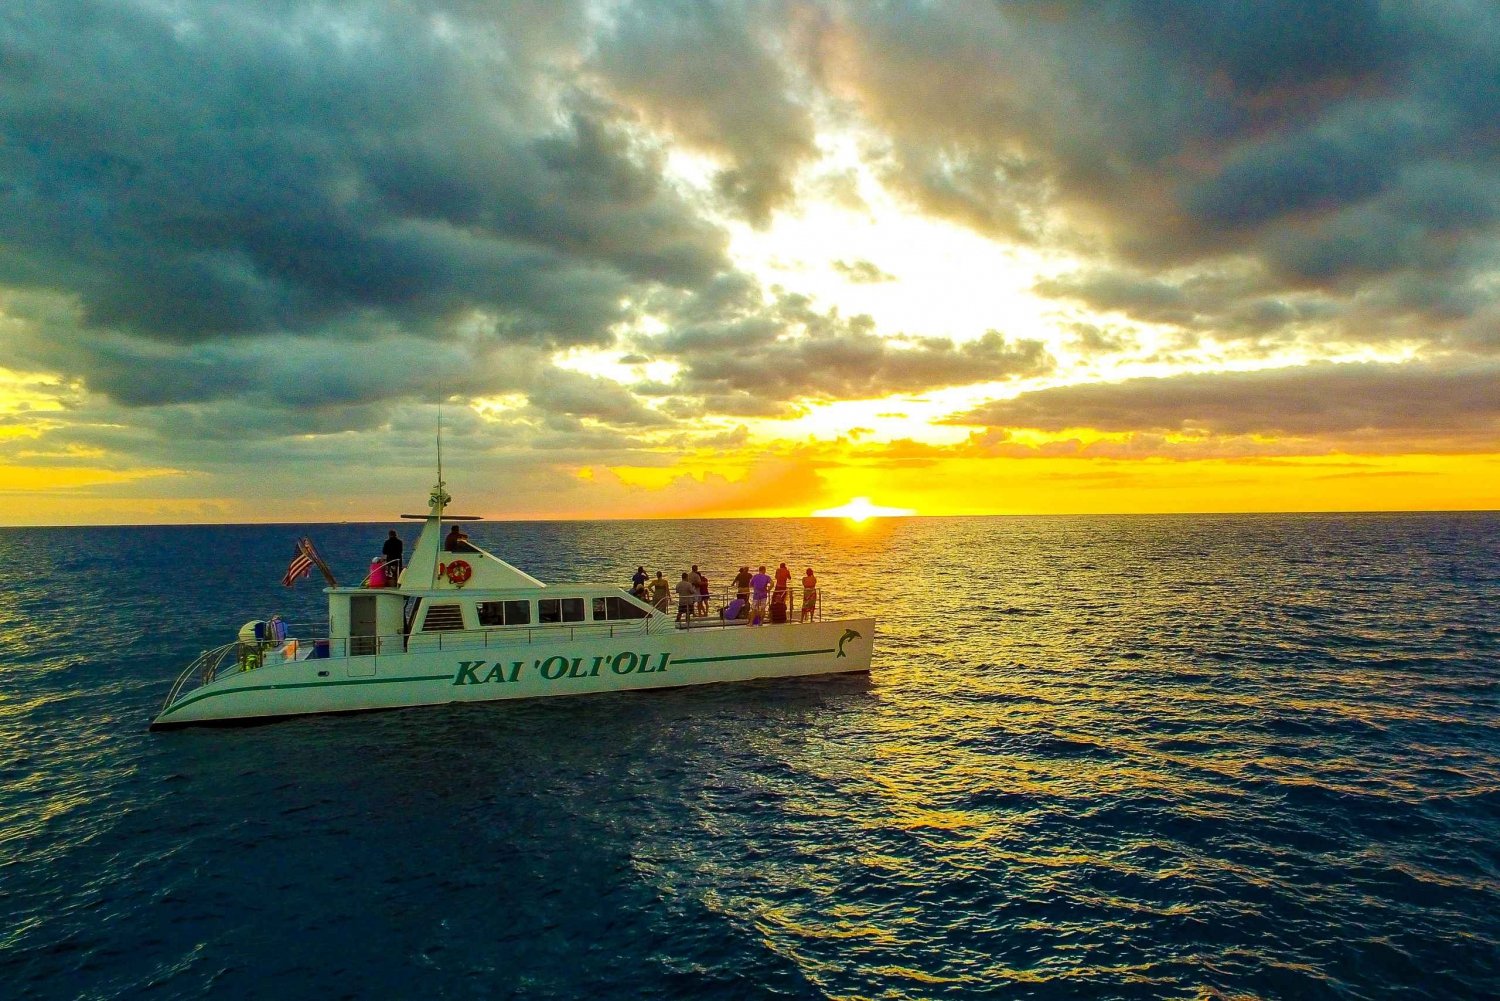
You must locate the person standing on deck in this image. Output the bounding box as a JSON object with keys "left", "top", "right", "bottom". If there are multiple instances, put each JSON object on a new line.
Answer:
{"left": 771, "top": 562, "right": 791, "bottom": 623}
{"left": 632, "top": 565, "right": 648, "bottom": 596}
{"left": 733, "top": 566, "right": 752, "bottom": 605}
{"left": 382, "top": 531, "right": 404, "bottom": 582}
{"left": 749, "top": 565, "right": 772, "bottom": 625}
{"left": 800, "top": 567, "right": 818, "bottom": 622}
{"left": 694, "top": 567, "right": 710, "bottom": 616}
{"left": 650, "top": 571, "right": 671, "bottom": 611}
{"left": 675, "top": 572, "right": 698, "bottom": 626}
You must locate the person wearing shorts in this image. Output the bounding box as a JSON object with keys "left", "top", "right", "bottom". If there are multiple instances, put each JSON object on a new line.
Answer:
{"left": 749, "top": 565, "right": 772, "bottom": 625}
{"left": 675, "top": 572, "right": 698, "bottom": 626}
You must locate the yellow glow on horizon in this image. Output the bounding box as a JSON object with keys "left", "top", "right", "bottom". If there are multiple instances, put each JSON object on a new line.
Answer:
{"left": 609, "top": 451, "right": 1500, "bottom": 520}
{"left": 2, "top": 450, "right": 1493, "bottom": 525}
{"left": 813, "top": 453, "right": 1500, "bottom": 517}
{"left": 0, "top": 463, "right": 176, "bottom": 492}
{"left": 812, "top": 496, "right": 917, "bottom": 521}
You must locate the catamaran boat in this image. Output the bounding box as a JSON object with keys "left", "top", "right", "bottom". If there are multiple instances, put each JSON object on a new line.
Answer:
{"left": 151, "top": 480, "right": 876, "bottom": 729}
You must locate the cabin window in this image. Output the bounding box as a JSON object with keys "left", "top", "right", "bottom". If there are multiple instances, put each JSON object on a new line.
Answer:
{"left": 477, "top": 600, "right": 531, "bottom": 626}
{"left": 537, "top": 597, "right": 585, "bottom": 624}
{"left": 421, "top": 603, "right": 466, "bottom": 631}
{"left": 593, "top": 595, "right": 649, "bottom": 621}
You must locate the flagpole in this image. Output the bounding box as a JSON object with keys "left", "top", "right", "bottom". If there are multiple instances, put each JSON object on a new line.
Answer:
{"left": 302, "top": 537, "right": 339, "bottom": 588}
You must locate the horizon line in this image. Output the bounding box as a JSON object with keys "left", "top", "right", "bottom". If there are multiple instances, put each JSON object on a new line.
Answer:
{"left": 2, "top": 506, "right": 1497, "bottom": 530}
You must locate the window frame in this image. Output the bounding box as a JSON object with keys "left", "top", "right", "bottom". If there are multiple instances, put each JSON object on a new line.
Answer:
{"left": 477, "top": 599, "right": 531, "bottom": 627}
{"left": 537, "top": 596, "right": 585, "bottom": 624}
{"left": 592, "top": 594, "right": 650, "bottom": 621}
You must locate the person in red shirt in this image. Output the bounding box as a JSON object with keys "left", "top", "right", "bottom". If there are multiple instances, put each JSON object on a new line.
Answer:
{"left": 771, "top": 562, "right": 792, "bottom": 623}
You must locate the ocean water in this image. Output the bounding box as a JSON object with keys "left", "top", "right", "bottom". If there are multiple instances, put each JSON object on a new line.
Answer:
{"left": 1, "top": 512, "right": 1497, "bottom": 1000}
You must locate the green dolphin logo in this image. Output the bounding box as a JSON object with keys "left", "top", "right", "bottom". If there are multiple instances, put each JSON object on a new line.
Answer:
{"left": 837, "top": 629, "right": 860, "bottom": 658}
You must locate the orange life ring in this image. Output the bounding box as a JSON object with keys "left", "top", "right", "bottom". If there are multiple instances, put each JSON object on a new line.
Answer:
{"left": 445, "top": 560, "right": 473, "bottom": 586}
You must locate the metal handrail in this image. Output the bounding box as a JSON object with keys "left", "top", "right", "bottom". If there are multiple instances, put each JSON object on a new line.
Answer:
{"left": 626, "top": 584, "right": 825, "bottom": 617}
{"left": 357, "top": 558, "right": 403, "bottom": 588}
{"left": 158, "top": 641, "right": 238, "bottom": 714}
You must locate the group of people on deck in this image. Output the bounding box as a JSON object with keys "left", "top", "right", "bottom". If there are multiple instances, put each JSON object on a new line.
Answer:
{"left": 631, "top": 563, "right": 818, "bottom": 626}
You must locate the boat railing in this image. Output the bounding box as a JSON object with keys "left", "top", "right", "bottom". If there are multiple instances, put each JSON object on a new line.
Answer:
{"left": 357, "top": 558, "right": 403, "bottom": 588}
{"left": 158, "top": 640, "right": 241, "bottom": 714}
{"left": 629, "top": 585, "right": 828, "bottom": 623}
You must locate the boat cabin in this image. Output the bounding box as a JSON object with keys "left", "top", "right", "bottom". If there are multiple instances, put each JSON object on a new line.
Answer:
{"left": 322, "top": 481, "right": 664, "bottom": 658}
{"left": 325, "top": 585, "right": 661, "bottom": 658}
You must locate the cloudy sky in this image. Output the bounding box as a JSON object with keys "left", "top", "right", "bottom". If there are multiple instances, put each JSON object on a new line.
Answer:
{"left": 2, "top": 0, "right": 1498, "bottom": 524}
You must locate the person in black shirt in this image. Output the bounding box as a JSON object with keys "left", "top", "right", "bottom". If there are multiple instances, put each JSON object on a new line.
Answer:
{"left": 382, "top": 530, "right": 404, "bottom": 581}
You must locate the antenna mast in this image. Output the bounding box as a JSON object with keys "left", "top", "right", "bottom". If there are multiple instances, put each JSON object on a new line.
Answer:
{"left": 426, "top": 400, "right": 451, "bottom": 517}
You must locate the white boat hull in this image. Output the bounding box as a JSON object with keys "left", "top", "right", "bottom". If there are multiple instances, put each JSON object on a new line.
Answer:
{"left": 151, "top": 618, "right": 875, "bottom": 728}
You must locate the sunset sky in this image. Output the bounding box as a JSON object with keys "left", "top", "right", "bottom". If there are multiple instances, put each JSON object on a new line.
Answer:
{"left": 2, "top": 1, "right": 1498, "bottom": 524}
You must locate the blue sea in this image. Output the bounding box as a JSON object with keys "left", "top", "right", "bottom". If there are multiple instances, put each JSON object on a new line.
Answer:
{"left": 2, "top": 513, "right": 1498, "bottom": 999}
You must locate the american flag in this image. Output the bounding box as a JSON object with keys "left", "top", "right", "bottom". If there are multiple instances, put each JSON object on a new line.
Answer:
{"left": 282, "top": 547, "right": 313, "bottom": 587}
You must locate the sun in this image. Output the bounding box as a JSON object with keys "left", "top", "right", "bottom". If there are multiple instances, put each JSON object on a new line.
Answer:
{"left": 811, "top": 496, "right": 916, "bottom": 522}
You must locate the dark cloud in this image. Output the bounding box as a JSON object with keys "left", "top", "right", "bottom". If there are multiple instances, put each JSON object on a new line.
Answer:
{"left": 1036, "top": 267, "right": 1343, "bottom": 342}
{"left": 525, "top": 367, "right": 673, "bottom": 427}
{"left": 13, "top": 0, "right": 1497, "bottom": 377}
{"left": 1183, "top": 109, "right": 1422, "bottom": 231}
{"left": 1127, "top": 0, "right": 1405, "bottom": 97}
{"left": 2, "top": 298, "right": 542, "bottom": 411}
{"left": 593, "top": 0, "right": 817, "bottom": 225}
{"left": 830, "top": 4, "right": 1208, "bottom": 241}
{"left": 643, "top": 290, "right": 1053, "bottom": 412}
{"left": 832, "top": 1, "right": 1500, "bottom": 336}
{"left": 1037, "top": 272, "right": 1192, "bottom": 324}
{"left": 1453, "top": 307, "right": 1500, "bottom": 354}
{"left": 948, "top": 360, "right": 1500, "bottom": 448}
{"left": 0, "top": 0, "right": 726, "bottom": 355}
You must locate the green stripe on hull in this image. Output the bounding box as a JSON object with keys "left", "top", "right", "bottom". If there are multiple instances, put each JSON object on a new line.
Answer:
{"left": 673, "top": 648, "right": 834, "bottom": 665}
{"left": 159, "top": 642, "right": 854, "bottom": 722}
{"left": 158, "top": 672, "right": 453, "bottom": 719}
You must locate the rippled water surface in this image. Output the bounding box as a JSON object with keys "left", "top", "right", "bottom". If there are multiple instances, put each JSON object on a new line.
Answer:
{"left": 2, "top": 513, "right": 1498, "bottom": 999}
